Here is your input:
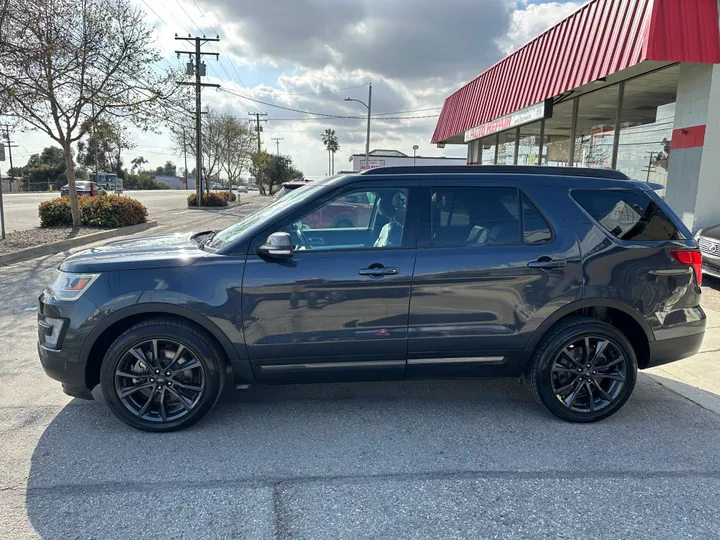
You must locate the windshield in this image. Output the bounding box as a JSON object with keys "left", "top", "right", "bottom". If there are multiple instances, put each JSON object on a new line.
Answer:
{"left": 205, "top": 184, "right": 321, "bottom": 250}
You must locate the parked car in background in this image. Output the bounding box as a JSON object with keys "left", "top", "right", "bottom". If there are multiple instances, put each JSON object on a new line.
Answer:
{"left": 38, "top": 165, "right": 705, "bottom": 431}
{"left": 60, "top": 181, "right": 106, "bottom": 197}
{"left": 273, "top": 179, "right": 311, "bottom": 200}
{"left": 695, "top": 224, "right": 720, "bottom": 279}
{"left": 236, "top": 186, "right": 249, "bottom": 193}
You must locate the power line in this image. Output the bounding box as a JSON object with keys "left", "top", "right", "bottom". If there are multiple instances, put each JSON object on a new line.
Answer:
{"left": 218, "top": 88, "right": 440, "bottom": 120}
{"left": 264, "top": 84, "right": 370, "bottom": 97}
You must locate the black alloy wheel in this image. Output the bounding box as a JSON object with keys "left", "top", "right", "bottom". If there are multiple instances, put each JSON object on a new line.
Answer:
{"left": 527, "top": 317, "right": 638, "bottom": 422}
{"left": 550, "top": 335, "right": 627, "bottom": 414}
{"left": 114, "top": 338, "right": 205, "bottom": 423}
{"left": 100, "top": 319, "right": 224, "bottom": 432}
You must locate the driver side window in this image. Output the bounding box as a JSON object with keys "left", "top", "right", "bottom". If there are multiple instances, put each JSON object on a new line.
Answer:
{"left": 282, "top": 187, "right": 409, "bottom": 251}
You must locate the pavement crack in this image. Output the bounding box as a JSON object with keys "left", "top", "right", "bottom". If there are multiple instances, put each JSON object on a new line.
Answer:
{"left": 13, "top": 469, "right": 720, "bottom": 498}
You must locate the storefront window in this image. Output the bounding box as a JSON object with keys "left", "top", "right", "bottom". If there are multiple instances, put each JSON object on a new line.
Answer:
{"left": 616, "top": 66, "right": 678, "bottom": 193}
{"left": 543, "top": 100, "right": 574, "bottom": 166}
{"left": 481, "top": 134, "right": 498, "bottom": 165}
{"left": 573, "top": 85, "right": 619, "bottom": 169}
{"left": 497, "top": 130, "right": 517, "bottom": 165}
{"left": 517, "top": 122, "right": 542, "bottom": 165}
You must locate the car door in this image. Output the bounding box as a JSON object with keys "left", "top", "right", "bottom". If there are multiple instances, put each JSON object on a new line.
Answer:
{"left": 407, "top": 179, "right": 582, "bottom": 378}
{"left": 242, "top": 180, "right": 419, "bottom": 383}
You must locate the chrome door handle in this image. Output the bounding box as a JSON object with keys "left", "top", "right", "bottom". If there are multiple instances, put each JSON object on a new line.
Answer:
{"left": 528, "top": 258, "right": 567, "bottom": 269}
{"left": 358, "top": 267, "right": 399, "bottom": 276}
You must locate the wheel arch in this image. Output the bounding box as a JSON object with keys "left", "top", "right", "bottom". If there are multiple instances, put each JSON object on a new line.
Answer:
{"left": 520, "top": 298, "right": 654, "bottom": 372}
{"left": 81, "top": 303, "right": 253, "bottom": 390}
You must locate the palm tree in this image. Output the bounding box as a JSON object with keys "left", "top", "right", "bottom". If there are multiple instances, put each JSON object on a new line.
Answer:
{"left": 321, "top": 129, "right": 340, "bottom": 175}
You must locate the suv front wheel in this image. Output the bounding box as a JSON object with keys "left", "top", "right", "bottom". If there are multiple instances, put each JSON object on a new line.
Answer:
{"left": 527, "top": 317, "right": 638, "bottom": 422}
{"left": 100, "top": 318, "right": 225, "bottom": 432}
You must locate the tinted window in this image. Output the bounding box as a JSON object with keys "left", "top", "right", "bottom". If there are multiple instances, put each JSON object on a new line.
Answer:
{"left": 431, "top": 187, "right": 521, "bottom": 246}
{"left": 282, "top": 188, "right": 409, "bottom": 251}
{"left": 522, "top": 194, "right": 552, "bottom": 244}
{"left": 573, "top": 189, "right": 684, "bottom": 241}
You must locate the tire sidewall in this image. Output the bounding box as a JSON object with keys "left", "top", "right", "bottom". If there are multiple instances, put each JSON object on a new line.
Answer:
{"left": 534, "top": 322, "right": 638, "bottom": 422}
{"left": 100, "top": 323, "right": 222, "bottom": 432}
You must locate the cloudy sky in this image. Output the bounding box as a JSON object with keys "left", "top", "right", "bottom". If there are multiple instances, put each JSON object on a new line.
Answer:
{"left": 11, "top": 0, "right": 582, "bottom": 177}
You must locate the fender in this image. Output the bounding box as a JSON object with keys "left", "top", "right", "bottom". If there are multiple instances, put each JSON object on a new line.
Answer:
{"left": 79, "top": 302, "right": 256, "bottom": 385}
{"left": 520, "top": 298, "right": 656, "bottom": 367}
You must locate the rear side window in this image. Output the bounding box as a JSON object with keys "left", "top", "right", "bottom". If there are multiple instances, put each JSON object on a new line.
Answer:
{"left": 430, "top": 187, "right": 552, "bottom": 247}
{"left": 572, "top": 189, "right": 684, "bottom": 241}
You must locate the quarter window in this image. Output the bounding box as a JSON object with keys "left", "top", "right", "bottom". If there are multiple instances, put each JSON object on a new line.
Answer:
{"left": 572, "top": 189, "right": 684, "bottom": 241}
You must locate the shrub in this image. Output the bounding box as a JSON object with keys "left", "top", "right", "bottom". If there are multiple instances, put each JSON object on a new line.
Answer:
{"left": 38, "top": 196, "right": 73, "bottom": 227}
{"left": 156, "top": 182, "right": 170, "bottom": 190}
{"left": 38, "top": 195, "right": 148, "bottom": 228}
{"left": 81, "top": 195, "right": 148, "bottom": 228}
{"left": 217, "top": 191, "right": 237, "bottom": 202}
{"left": 187, "top": 192, "right": 228, "bottom": 207}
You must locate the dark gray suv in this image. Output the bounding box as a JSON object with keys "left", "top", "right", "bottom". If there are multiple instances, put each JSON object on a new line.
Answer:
{"left": 37, "top": 166, "right": 706, "bottom": 431}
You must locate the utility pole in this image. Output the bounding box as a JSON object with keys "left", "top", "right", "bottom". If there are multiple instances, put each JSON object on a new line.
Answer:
{"left": 249, "top": 112, "right": 268, "bottom": 190}
{"left": 365, "top": 83, "right": 372, "bottom": 171}
{"left": 175, "top": 34, "right": 220, "bottom": 205}
{"left": 1, "top": 125, "right": 16, "bottom": 180}
{"left": 182, "top": 128, "right": 189, "bottom": 189}
{"left": 272, "top": 137, "right": 284, "bottom": 155}
{"left": 91, "top": 102, "right": 99, "bottom": 183}
{"left": 641, "top": 151, "right": 657, "bottom": 183}
{"left": 249, "top": 112, "right": 268, "bottom": 153}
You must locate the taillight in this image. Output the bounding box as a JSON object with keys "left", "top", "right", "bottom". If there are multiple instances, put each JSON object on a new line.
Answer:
{"left": 670, "top": 249, "right": 702, "bottom": 286}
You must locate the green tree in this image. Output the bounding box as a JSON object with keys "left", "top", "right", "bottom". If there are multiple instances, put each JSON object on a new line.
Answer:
{"left": 154, "top": 161, "right": 177, "bottom": 177}
{"left": 251, "top": 151, "right": 303, "bottom": 195}
{"left": 17, "top": 146, "right": 69, "bottom": 191}
{"left": 76, "top": 118, "right": 135, "bottom": 178}
{"left": 321, "top": 129, "right": 340, "bottom": 175}
{"left": 0, "top": 0, "right": 182, "bottom": 225}
{"left": 131, "top": 157, "right": 148, "bottom": 173}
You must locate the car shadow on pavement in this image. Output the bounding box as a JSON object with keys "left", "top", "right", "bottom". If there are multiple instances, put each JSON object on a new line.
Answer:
{"left": 24, "top": 376, "right": 720, "bottom": 539}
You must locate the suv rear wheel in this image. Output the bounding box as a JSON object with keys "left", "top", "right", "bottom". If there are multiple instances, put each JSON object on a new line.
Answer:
{"left": 100, "top": 318, "right": 225, "bottom": 432}
{"left": 527, "top": 317, "right": 637, "bottom": 422}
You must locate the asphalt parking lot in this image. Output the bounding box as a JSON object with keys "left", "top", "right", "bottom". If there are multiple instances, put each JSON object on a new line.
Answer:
{"left": 1, "top": 201, "right": 719, "bottom": 539}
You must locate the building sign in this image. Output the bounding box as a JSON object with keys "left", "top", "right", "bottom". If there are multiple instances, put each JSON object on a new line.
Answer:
{"left": 464, "top": 100, "right": 552, "bottom": 143}
{"left": 360, "top": 159, "right": 385, "bottom": 170}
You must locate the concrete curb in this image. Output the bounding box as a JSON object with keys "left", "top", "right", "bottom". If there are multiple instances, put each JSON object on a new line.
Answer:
{"left": 0, "top": 220, "right": 158, "bottom": 266}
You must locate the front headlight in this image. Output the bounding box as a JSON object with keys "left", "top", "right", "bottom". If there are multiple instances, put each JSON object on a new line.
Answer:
{"left": 48, "top": 270, "right": 100, "bottom": 301}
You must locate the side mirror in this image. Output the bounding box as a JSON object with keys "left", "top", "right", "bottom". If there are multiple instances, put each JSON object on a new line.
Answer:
{"left": 258, "top": 232, "right": 294, "bottom": 259}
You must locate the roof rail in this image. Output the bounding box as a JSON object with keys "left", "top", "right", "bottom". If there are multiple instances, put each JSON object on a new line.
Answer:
{"left": 359, "top": 165, "right": 629, "bottom": 180}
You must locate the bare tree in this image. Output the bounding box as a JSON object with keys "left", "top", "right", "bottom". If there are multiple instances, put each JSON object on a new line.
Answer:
{"left": 219, "top": 115, "right": 254, "bottom": 185}
{"left": 170, "top": 109, "right": 224, "bottom": 192}
{"left": 171, "top": 109, "right": 252, "bottom": 192}
{"left": 0, "top": 0, "right": 181, "bottom": 225}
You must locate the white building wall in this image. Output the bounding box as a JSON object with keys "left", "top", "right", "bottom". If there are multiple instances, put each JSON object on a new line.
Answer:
{"left": 665, "top": 63, "right": 720, "bottom": 231}
{"left": 350, "top": 155, "right": 466, "bottom": 171}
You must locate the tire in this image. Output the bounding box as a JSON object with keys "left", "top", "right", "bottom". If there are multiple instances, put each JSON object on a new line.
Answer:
{"left": 100, "top": 318, "right": 225, "bottom": 432}
{"left": 526, "top": 317, "right": 637, "bottom": 423}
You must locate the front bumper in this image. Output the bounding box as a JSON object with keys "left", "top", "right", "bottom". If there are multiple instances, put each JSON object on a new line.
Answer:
{"left": 37, "top": 343, "right": 94, "bottom": 399}
{"left": 37, "top": 291, "right": 100, "bottom": 400}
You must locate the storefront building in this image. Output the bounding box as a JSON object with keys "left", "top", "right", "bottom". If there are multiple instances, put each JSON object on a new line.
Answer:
{"left": 431, "top": 0, "right": 720, "bottom": 231}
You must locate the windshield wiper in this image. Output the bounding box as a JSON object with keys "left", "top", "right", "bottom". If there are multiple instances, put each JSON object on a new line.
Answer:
{"left": 197, "top": 230, "right": 218, "bottom": 249}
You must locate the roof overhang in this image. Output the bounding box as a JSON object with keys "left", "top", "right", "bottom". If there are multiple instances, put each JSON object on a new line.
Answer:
{"left": 432, "top": 0, "right": 720, "bottom": 145}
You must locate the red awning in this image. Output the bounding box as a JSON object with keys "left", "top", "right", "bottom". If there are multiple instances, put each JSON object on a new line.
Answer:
{"left": 432, "top": 0, "right": 720, "bottom": 144}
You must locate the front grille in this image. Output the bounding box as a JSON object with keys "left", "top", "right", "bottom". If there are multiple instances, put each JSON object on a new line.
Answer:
{"left": 698, "top": 237, "right": 720, "bottom": 255}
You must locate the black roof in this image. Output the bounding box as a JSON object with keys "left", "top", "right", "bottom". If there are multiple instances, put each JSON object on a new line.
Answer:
{"left": 359, "top": 165, "right": 629, "bottom": 180}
